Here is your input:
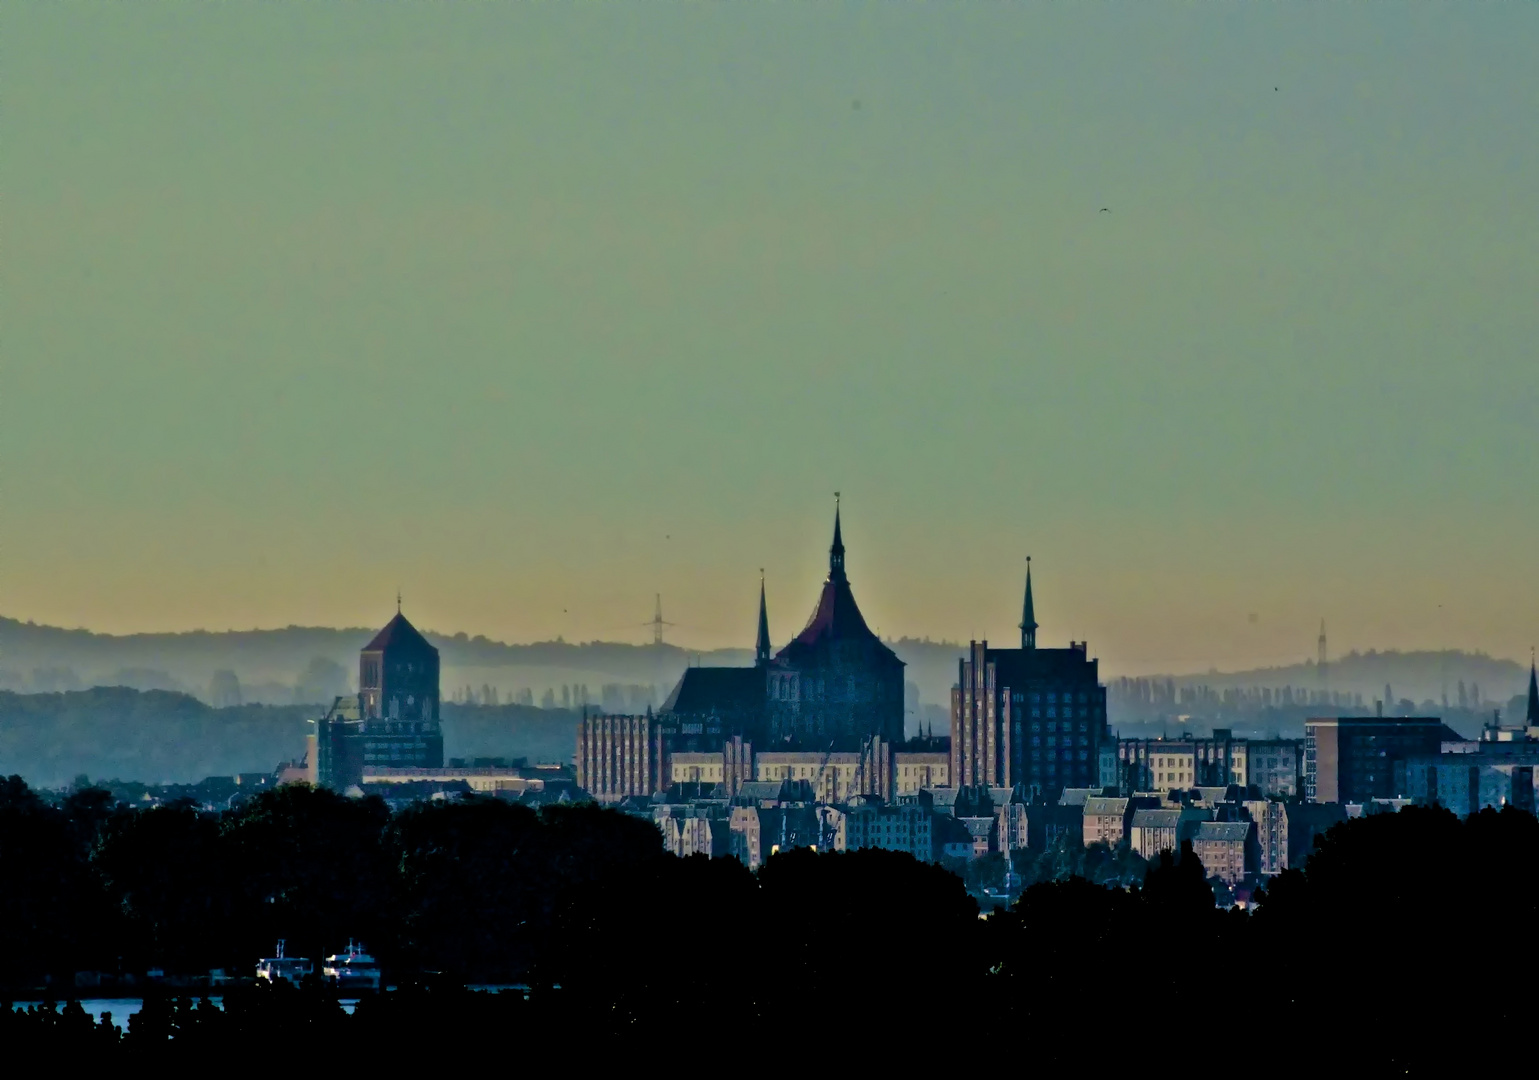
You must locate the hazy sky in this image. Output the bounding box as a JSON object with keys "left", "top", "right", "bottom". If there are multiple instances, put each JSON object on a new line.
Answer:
{"left": 4, "top": 4, "right": 1536, "bottom": 674}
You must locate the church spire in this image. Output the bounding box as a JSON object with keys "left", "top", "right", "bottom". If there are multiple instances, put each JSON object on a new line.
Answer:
{"left": 1527, "top": 651, "right": 1538, "bottom": 727}
{"left": 755, "top": 572, "right": 771, "bottom": 667}
{"left": 1020, "top": 557, "right": 1038, "bottom": 650}
{"left": 829, "top": 493, "right": 846, "bottom": 582}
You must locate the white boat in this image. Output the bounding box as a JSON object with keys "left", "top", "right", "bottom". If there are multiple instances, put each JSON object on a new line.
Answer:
{"left": 322, "top": 941, "right": 381, "bottom": 991}
{"left": 255, "top": 940, "right": 313, "bottom": 984}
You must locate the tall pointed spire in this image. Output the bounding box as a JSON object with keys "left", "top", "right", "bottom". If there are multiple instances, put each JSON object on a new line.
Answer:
{"left": 1527, "top": 651, "right": 1538, "bottom": 727}
{"left": 1020, "top": 556, "right": 1038, "bottom": 650}
{"left": 755, "top": 572, "right": 771, "bottom": 667}
{"left": 829, "top": 493, "right": 846, "bottom": 582}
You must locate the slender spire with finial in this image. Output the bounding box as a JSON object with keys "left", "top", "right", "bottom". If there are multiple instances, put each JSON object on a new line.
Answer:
{"left": 755, "top": 570, "right": 771, "bottom": 667}
{"left": 396, "top": 589, "right": 402, "bottom": 614}
{"left": 829, "top": 492, "right": 846, "bottom": 581}
{"left": 1020, "top": 556, "right": 1038, "bottom": 650}
{"left": 1527, "top": 648, "right": 1538, "bottom": 727}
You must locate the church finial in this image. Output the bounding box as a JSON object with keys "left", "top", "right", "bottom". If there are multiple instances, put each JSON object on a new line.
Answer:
{"left": 829, "top": 493, "right": 846, "bottom": 581}
{"left": 396, "top": 588, "right": 402, "bottom": 615}
{"left": 1020, "top": 556, "right": 1038, "bottom": 650}
{"left": 1527, "top": 649, "right": 1538, "bottom": 727}
{"left": 756, "top": 571, "right": 771, "bottom": 667}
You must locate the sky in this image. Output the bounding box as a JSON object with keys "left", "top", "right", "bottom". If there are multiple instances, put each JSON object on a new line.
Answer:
{"left": 3, "top": 4, "right": 1536, "bottom": 675}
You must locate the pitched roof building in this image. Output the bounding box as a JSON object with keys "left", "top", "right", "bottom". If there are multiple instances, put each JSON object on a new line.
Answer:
{"left": 657, "top": 503, "right": 905, "bottom": 752}
{"left": 764, "top": 503, "right": 905, "bottom": 748}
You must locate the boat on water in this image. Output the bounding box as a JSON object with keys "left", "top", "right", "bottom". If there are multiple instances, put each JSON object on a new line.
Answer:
{"left": 322, "top": 941, "right": 381, "bottom": 991}
{"left": 255, "top": 940, "right": 313, "bottom": 984}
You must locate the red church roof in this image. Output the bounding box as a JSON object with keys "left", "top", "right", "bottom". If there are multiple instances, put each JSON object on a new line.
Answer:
{"left": 775, "top": 505, "right": 900, "bottom": 667}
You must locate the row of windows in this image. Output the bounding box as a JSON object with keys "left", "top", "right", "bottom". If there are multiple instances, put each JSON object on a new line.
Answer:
{"left": 1031, "top": 722, "right": 1089, "bottom": 735}
{"left": 1030, "top": 736, "right": 1089, "bottom": 748}
{"left": 1010, "top": 691, "right": 1096, "bottom": 704}
{"left": 1029, "top": 749, "right": 1089, "bottom": 761}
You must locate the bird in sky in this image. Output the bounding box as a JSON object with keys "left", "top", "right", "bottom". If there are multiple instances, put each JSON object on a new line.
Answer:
{"left": 1099, "top": 207, "right": 1110, "bottom": 213}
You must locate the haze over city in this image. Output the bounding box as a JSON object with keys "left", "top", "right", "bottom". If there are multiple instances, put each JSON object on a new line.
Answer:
{"left": 4, "top": 4, "right": 1535, "bottom": 675}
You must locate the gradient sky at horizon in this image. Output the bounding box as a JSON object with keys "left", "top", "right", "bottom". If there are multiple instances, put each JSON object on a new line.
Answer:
{"left": 3, "top": 4, "right": 1536, "bottom": 675}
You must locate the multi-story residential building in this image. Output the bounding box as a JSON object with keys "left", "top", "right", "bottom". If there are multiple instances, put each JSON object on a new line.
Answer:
{"left": 1243, "top": 800, "right": 1287, "bottom": 875}
{"left": 575, "top": 712, "right": 664, "bottom": 803}
{"left": 756, "top": 740, "right": 892, "bottom": 802}
{"left": 656, "top": 805, "right": 732, "bottom": 858}
{"left": 670, "top": 751, "right": 727, "bottom": 787}
{"left": 1149, "top": 744, "right": 1196, "bottom": 793}
{"left": 840, "top": 801, "right": 936, "bottom": 862}
{"left": 1304, "top": 716, "right": 1459, "bottom": 803}
{"left": 1246, "top": 740, "right": 1303, "bottom": 798}
{"left": 1098, "top": 745, "right": 1120, "bottom": 789}
{"left": 1402, "top": 737, "right": 1539, "bottom": 816}
{"left": 1129, "top": 807, "right": 1210, "bottom": 861}
{"left": 1192, "top": 821, "right": 1254, "bottom": 885}
{"left": 989, "top": 786, "right": 1030, "bottom": 853}
{"left": 1083, "top": 796, "right": 1131, "bottom": 848}
{"left": 950, "top": 561, "right": 1109, "bottom": 795}
{"left": 728, "top": 804, "right": 823, "bottom": 869}
{"left": 959, "top": 817, "right": 997, "bottom": 858}
{"left": 1027, "top": 803, "right": 1086, "bottom": 852}
{"left": 1129, "top": 808, "right": 1182, "bottom": 860}
{"left": 1117, "top": 734, "right": 1302, "bottom": 797}
{"left": 895, "top": 751, "right": 950, "bottom": 794}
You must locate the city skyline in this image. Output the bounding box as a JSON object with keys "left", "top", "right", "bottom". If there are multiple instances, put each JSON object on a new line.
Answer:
{"left": 4, "top": 4, "right": 1536, "bottom": 671}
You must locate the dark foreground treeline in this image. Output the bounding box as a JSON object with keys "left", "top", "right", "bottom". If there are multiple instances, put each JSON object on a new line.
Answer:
{"left": 4, "top": 776, "right": 1537, "bottom": 1068}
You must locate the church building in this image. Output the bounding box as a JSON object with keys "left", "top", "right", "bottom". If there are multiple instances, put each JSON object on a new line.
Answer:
{"left": 317, "top": 607, "right": 444, "bottom": 791}
{"left": 658, "top": 504, "right": 905, "bottom": 751}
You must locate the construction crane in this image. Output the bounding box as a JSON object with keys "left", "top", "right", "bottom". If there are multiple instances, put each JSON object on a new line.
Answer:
{"left": 814, "top": 733, "right": 876, "bottom": 853}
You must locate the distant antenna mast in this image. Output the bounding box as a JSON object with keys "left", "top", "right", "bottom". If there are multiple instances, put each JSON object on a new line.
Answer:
{"left": 650, "top": 594, "right": 675, "bottom": 646}
{"left": 1317, "top": 619, "right": 1328, "bottom": 697}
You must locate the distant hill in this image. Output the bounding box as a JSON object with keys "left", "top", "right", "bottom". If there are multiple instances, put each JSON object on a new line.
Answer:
{"left": 1160, "top": 649, "right": 1529, "bottom": 708}
{"left": 0, "top": 614, "right": 1527, "bottom": 743}
{"left": 0, "top": 614, "right": 972, "bottom": 710}
{"left": 0, "top": 687, "right": 586, "bottom": 789}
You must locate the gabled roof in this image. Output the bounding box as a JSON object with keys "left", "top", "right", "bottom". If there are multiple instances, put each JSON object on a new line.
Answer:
{"left": 660, "top": 665, "right": 762, "bottom": 716}
{"left": 1195, "top": 821, "right": 1252, "bottom": 842}
{"left": 1131, "top": 809, "right": 1183, "bottom": 828}
{"left": 960, "top": 816, "right": 997, "bottom": 839}
{"left": 1058, "top": 787, "right": 1100, "bottom": 807}
{"left": 363, "top": 612, "right": 436, "bottom": 655}
{"left": 1084, "top": 797, "right": 1129, "bottom": 816}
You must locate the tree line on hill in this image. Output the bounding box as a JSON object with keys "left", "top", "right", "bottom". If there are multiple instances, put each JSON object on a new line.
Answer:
{"left": 0, "top": 689, "right": 584, "bottom": 789}
{"left": 3, "top": 775, "right": 1535, "bottom": 1067}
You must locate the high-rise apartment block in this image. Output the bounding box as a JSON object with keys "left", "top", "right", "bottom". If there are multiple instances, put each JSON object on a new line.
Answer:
{"left": 950, "top": 561, "right": 1109, "bottom": 797}
{"left": 1304, "top": 716, "right": 1458, "bottom": 803}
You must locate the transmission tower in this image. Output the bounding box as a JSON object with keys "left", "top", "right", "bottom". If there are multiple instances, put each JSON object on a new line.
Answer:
{"left": 649, "top": 594, "right": 675, "bottom": 646}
